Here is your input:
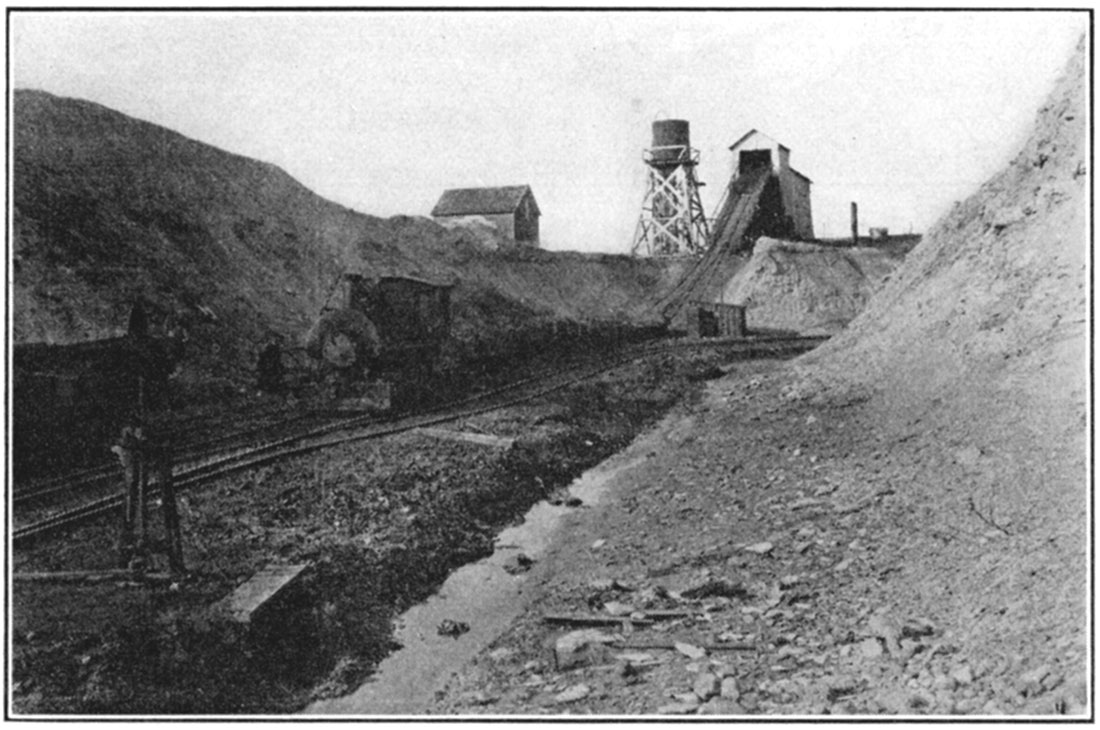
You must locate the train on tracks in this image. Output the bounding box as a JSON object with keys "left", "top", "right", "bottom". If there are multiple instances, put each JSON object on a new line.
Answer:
{"left": 265, "top": 273, "right": 455, "bottom": 409}
{"left": 13, "top": 323, "right": 181, "bottom": 477}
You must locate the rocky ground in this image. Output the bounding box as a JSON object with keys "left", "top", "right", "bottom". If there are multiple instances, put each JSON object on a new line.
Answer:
{"left": 427, "top": 358, "right": 1088, "bottom": 717}
{"left": 11, "top": 28, "right": 1088, "bottom": 723}
{"left": 10, "top": 348, "right": 734, "bottom": 715}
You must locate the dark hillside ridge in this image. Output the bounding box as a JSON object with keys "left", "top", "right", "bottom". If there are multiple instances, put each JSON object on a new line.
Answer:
{"left": 14, "top": 90, "right": 368, "bottom": 368}
{"left": 13, "top": 90, "right": 675, "bottom": 389}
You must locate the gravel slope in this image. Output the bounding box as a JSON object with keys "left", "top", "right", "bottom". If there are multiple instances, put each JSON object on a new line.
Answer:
{"left": 415, "top": 35, "right": 1089, "bottom": 718}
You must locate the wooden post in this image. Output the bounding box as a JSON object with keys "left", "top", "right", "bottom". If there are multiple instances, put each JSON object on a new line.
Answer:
{"left": 116, "top": 426, "right": 184, "bottom": 573}
{"left": 850, "top": 202, "right": 859, "bottom": 244}
{"left": 151, "top": 435, "right": 185, "bottom": 574}
{"left": 114, "top": 425, "right": 143, "bottom": 568}
{"left": 134, "top": 429, "right": 149, "bottom": 561}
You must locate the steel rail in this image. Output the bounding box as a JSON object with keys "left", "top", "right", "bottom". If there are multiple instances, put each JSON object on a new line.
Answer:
{"left": 12, "top": 335, "right": 826, "bottom": 545}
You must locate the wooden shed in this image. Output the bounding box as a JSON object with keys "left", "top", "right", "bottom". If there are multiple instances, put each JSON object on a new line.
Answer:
{"left": 431, "top": 185, "right": 541, "bottom": 246}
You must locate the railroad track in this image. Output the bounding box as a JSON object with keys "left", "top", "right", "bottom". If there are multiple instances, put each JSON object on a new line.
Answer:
{"left": 12, "top": 334, "right": 827, "bottom": 547}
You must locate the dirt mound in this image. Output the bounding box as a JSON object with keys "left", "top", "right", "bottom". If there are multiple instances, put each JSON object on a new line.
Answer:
{"left": 435, "top": 215, "right": 507, "bottom": 250}
{"left": 787, "top": 34, "right": 1088, "bottom": 689}
{"left": 717, "top": 237, "right": 905, "bottom": 335}
{"left": 12, "top": 90, "right": 675, "bottom": 391}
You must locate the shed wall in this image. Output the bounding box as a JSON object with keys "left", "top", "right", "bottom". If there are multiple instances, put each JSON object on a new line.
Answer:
{"left": 778, "top": 171, "right": 814, "bottom": 239}
{"left": 513, "top": 193, "right": 540, "bottom": 245}
{"left": 481, "top": 213, "right": 516, "bottom": 240}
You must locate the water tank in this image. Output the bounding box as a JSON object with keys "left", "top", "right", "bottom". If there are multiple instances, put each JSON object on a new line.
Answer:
{"left": 651, "top": 119, "right": 691, "bottom": 165}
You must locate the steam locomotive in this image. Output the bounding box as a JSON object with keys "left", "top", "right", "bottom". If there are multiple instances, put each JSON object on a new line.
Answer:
{"left": 261, "top": 273, "right": 454, "bottom": 410}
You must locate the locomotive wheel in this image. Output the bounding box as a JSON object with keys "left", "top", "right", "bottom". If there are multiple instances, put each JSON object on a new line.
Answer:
{"left": 321, "top": 331, "right": 358, "bottom": 369}
{"left": 307, "top": 308, "right": 382, "bottom": 375}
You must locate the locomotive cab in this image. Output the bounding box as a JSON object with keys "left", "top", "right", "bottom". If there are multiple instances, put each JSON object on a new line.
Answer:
{"left": 304, "top": 273, "right": 454, "bottom": 410}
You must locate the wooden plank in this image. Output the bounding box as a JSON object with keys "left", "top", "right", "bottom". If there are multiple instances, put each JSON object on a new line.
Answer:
{"left": 609, "top": 640, "right": 756, "bottom": 652}
{"left": 542, "top": 614, "right": 655, "bottom": 628}
{"left": 217, "top": 564, "right": 309, "bottom": 624}
{"left": 414, "top": 427, "right": 515, "bottom": 449}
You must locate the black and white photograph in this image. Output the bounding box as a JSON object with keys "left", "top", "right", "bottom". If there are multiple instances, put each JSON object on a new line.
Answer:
{"left": 5, "top": 6, "right": 1090, "bottom": 719}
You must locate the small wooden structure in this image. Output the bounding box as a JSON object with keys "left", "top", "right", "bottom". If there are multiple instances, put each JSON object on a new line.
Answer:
{"left": 216, "top": 564, "right": 309, "bottom": 624}
{"left": 431, "top": 185, "right": 541, "bottom": 245}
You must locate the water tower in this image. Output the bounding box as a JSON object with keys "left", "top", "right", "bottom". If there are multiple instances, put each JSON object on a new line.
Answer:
{"left": 631, "top": 119, "right": 710, "bottom": 257}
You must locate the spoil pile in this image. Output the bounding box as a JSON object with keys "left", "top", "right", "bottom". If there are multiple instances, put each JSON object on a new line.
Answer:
{"left": 12, "top": 90, "right": 675, "bottom": 397}
{"left": 785, "top": 33, "right": 1089, "bottom": 694}
{"left": 423, "top": 35, "right": 1088, "bottom": 718}
{"left": 717, "top": 237, "right": 906, "bottom": 335}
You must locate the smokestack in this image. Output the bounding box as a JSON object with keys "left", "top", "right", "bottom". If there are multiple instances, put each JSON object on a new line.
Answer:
{"left": 850, "top": 202, "right": 859, "bottom": 244}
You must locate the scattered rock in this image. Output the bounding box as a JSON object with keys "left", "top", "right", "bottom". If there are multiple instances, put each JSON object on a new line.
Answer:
{"left": 825, "top": 677, "right": 861, "bottom": 702}
{"left": 743, "top": 542, "right": 774, "bottom": 556}
{"left": 467, "top": 690, "right": 497, "bottom": 706}
{"left": 899, "top": 638, "right": 924, "bottom": 661}
{"left": 693, "top": 672, "right": 721, "bottom": 701}
{"left": 953, "top": 445, "right": 983, "bottom": 468}
{"left": 602, "top": 601, "right": 633, "bottom": 616}
{"left": 437, "top": 619, "right": 470, "bottom": 638}
{"left": 868, "top": 613, "right": 902, "bottom": 655}
{"left": 502, "top": 553, "right": 535, "bottom": 575}
{"left": 681, "top": 579, "right": 749, "bottom": 600}
{"left": 488, "top": 647, "right": 516, "bottom": 662}
{"left": 588, "top": 578, "right": 635, "bottom": 592}
{"left": 858, "top": 638, "right": 884, "bottom": 659}
{"left": 549, "top": 492, "right": 583, "bottom": 507}
{"left": 900, "top": 617, "right": 936, "bottom": 639}
{"left": 778, "top": 574, "right": 803, "bottom": 590}
{"left": 657, "top": 700, "right": 699, "bottom": 715}
{"left": 671, "top": 691, "right": 702, "bottom": 705}
{"left": 950, "top": 665, "right": 974, "bottom": 686}
{"left": 591, "top": 539, "right": 607, "bottom": 549}
{"left": 955, "top": 697, "right": 980, "bottom": 714}
{"left": 554, "top": 630, "right": 614, "bottom": 670}
{"left": 1042, "top": 671, "right": 1065, "bottom": 692}
{"left": 1054, "top": 684, "right": 1089, "bottom": 715}
{"left": 553, "top": 683, "right": 591, "bottom": 704}
{"left": 981, "top": 699, "right": 1006, "bottom": 715}
{"left": 675, "top": 641, "right": 708, "bottom": 660}
{"left": 931, "top": 673, "right": 957, "bottom": 692}
{"left": 698, "top": 698, "right": 746, "bottom": 715}
{"left": 908, "top": 689, "right": 935, "bottom": 712}
{"left": 1016, "top": 664, "right": 1053, "bottom": 697}
{"left": 615, "top": 651, "right": 655, "bottom": 664}
{"left": 720, "top": 676, "right": 741, "bottom": 700}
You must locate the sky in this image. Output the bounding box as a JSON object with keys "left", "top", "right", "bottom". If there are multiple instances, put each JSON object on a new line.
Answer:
{"left": 10, "top": 9, "right": 1087, "bottom": 253}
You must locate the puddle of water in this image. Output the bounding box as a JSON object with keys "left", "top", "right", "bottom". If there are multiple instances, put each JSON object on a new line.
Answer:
{"left": 303, "top": 412, "right": 690, "bottom": 716}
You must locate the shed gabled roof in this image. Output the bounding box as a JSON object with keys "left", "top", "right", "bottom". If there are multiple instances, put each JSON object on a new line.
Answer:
{"left": 728, "top": 129, "right": 790, "bottom": 153}
{"left": 790, "top": 167, "right": 813, "bottom": 184}
{"left": 431, "top": 185, "right": 539, "bottom": 217}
